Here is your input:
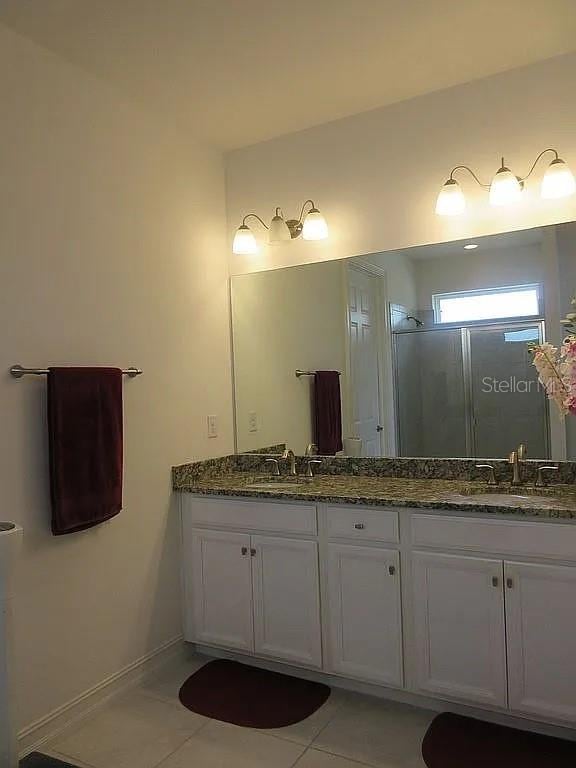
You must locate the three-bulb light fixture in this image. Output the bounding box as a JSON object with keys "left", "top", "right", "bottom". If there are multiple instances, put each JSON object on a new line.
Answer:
{"left": 232, "top": 199, "right": 328, "bottom": 255}
{"left": 436, "top": 148, "right": 576, "bottom": 216}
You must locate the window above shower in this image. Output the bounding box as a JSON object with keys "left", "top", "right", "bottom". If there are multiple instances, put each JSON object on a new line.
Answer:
{"left": 432, "top": 284, "right": 542, "bottom": 325}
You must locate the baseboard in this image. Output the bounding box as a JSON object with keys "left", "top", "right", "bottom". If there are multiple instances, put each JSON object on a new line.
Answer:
{"left": 195, "top": 643, "right": 576, "bottom": 743}
{"left": 19, "top": 635, "right": 185, "bottom": 757}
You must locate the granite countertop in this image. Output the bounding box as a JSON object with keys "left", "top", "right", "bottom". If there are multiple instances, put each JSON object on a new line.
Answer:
{"left": 175, "top": 471, "right": 576, "bottom": 520}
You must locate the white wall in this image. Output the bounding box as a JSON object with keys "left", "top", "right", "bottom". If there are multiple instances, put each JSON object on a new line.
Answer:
{"left": 227, "top": 53, "right": 576, "bottom": 276}
{"left": 232, "top": 261, "right": 346, "bottom": 454}
{"left": 412, "top": 244, "right": 546, "bottom": 310}
{"left": 362, "top": 251, "right": 418, "bottom": 311}
{"left": 0, "top": 25, "right": 234, "bottom": 731}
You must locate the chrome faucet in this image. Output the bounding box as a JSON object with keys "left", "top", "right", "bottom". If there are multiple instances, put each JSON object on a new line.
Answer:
{"left": 282, "top": 448, "right": 297, "bottom": 477}
{"left": 305, "top": 443, "right": 318, "bottom": 456}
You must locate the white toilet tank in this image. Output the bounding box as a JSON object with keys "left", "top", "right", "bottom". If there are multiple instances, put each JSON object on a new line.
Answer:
{"left": 0, "top": 522, "right": 23, "bottom": 768}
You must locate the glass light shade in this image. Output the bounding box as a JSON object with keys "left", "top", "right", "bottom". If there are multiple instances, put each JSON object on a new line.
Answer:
{"left": 232, "top": 224, "right": 258, "bottom": 255}
{"left": 435, "top": 179, "right": 466, "bottom": 216}
{"left": 268, "top": 214, "right": 291, "bottom": 243}
{"left": 541, "top": 158, "right": 576, "bottom": 200}
{"left": 489, "top": 166, "right": 523, "bottom": 206}
{"left": 302, "top": 208, "right": 329, "bottom": 241}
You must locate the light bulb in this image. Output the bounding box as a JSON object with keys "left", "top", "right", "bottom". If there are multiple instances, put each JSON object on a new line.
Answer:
{"left": 541, "top": 158, "right": 576, "bottom": 200}
{"left": 268, "top": 212, "right": 291, "bottom": 243}
{"left": 302, "top": 207, "right": 328, "bottom": 240}
{"left": 435, "top": 179, "right": 466, "bottom": 216}
{"left": 489, "top": 163, "right": 523, "bottom": 206}
{"left": 232, "top": 224, "right": 258, "bottom": 255}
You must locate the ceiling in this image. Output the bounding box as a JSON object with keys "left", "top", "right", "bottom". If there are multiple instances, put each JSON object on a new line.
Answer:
{"left": 2, "top": 0, "right": 575, "bottom": 150}
{"left": 401, "top": 228, "right": 545, "bottom": 261}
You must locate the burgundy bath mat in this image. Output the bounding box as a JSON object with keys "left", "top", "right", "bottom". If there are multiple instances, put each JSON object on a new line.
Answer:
{"left": 422, "top": 712, "right": 576, "bottom": 768}
{"left": 179, "top": 659, "right": 331, "bottom": 728}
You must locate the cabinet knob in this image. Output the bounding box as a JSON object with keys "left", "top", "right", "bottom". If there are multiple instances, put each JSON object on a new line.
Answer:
{"left": 492, "top": 576, "right": 499, "bottom": 588}
{"left": 241, "top": 546, "right": 248, "bottom": 556}
{"left": 250, "top": 547, "right": 257, "bottom": 557}
{"left": 506, "top": 577, "right": 514, "bottom": 589}
{"left": 354, "top": 523, "right": 365, "bottom": 530}
{"left": 388, "top": 565, "right": 396, "bottom": 576}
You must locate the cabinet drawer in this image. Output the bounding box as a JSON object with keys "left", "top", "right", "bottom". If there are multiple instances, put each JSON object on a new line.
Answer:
{"left": 184, "top": 497, "right": 317, "bottom": 535}
{"left": 412, "top": 514, "right": 576, "bottom": 561}
{"left": 327, "top": 505, "right": 399, "bottom": 543}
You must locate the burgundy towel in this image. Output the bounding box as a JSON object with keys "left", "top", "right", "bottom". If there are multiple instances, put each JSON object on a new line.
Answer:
{"left": 314, "top": 371, "right": 343, "bottom": 455}
{"left": 47, "top": 368, "right": 123, "bottom": 536}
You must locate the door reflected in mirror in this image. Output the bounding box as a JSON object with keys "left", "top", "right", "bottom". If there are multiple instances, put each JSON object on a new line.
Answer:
{"left": 231, "top": 221, "right": 576, "bottom": 461}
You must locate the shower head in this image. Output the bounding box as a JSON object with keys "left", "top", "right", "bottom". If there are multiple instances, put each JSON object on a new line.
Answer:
{"left": 406, "top": 315, "right": 424, "bottom": 327}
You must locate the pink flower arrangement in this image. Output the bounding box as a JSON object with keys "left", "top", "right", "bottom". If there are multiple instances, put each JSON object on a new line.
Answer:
{"left": 531, "top": 298, "right": 576, "bottom": 417}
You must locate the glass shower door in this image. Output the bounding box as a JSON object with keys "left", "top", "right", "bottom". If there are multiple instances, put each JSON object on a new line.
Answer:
{"left": 395, "top": 329, "right": 468, "bottom": 457}
{"left": 468, "top": 324, "right": 549, "bottom": 459}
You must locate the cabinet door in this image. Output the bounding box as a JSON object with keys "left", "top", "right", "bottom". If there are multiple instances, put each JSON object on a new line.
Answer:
{"left": 190, "top": 529, "right": 254, "bottom": 652}
{"left": 252, "top": 536, "right": 322, "bottom": 667}
{"left": 412, "top": 552, "right": 507, "bottom": 707}
{"left": 506, "top": 561, "right": 576, "bottom": 723}
{"left": 327, "top": 544, "right": 403, "bottom": 686}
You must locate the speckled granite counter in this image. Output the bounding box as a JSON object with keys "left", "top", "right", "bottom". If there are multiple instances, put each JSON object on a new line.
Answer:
{"left": 174, "top": 468, "right": 576, "bottom": 520}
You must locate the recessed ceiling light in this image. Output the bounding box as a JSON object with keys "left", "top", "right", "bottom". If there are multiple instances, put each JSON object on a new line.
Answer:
{"left": 463, "top": 243, "right": 479, "bottom": 250}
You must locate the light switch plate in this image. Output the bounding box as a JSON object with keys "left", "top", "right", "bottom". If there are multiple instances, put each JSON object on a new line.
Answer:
{"left": 207, "top": 414, "right": 218, "bottom": 438}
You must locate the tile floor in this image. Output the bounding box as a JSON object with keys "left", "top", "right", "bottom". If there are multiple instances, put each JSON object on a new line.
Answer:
{"left": 44, "top": 653, "right": 433, "bottom": 768}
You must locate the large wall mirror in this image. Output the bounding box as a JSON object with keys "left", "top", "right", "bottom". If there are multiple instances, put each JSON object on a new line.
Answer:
{"left": 231, "top": 221, "right": 576, "bottom": 461}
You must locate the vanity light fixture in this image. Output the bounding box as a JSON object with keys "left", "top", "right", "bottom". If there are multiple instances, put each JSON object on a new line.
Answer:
{"left": 232, "top": 200, "right": 328, "bottom": 254}
{"left": 436, "top": 148, "right": 575, "bottom": 216}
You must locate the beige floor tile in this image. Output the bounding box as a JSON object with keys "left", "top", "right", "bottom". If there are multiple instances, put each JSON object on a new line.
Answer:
{"left": 295, "top": 748, "right": 372, "bottom": 768}
{"left": 141, "top": 652, "right": 210, "bottom": 704}
{"left": 312, "top": 696, "right": 434, "bottom": 768}
{"left": 157, "top": 719, "right": 306, "bottom": 768}
{"left": 48, "top": 691, "right": 208, "bottom": 768}
{"left": 259, "top": 688, "right": 349, "bottom": 745}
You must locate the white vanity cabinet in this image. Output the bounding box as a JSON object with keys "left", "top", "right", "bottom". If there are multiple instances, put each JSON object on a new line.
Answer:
{"left": 181, "top": 496, "right": 576, "bottom": 730}
{"left": 181, "top": 498, "right": 322, "bottom": 668}
{"left": 411, "top": 514, "right": 576, "bottom": 724}
{"left": 326, "top": 543, "right": 403, "bottom": 686}
{"left": 412, "top": 552, "right": 507, "bottom": 707}
{"left": 188, "top": 529, "right": 254, "bottom": 652}
{"left": 252, "top": 536, "right": 321, "bottom": 666}
{"left": 505, "top": 561, "right": 576, "bottom": 723}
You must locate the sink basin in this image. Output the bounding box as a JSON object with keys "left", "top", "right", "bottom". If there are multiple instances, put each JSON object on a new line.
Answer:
{"left": 458, "top": 484, "right": 560, "bottom": 499}
{"left": 449, "top": 489, "right": 567, "bottom": 507}
{"left": 246, "top": 481, "right": 307, "bottom": 491}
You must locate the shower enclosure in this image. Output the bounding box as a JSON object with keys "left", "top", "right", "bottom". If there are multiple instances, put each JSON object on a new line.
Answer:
{"left": 393, "top": 320, "right": 549, "bottom": 459}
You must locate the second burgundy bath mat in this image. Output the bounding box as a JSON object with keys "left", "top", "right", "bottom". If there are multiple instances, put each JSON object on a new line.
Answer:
{"left": 422, "top": 712, "right": 576, "bottom": 768}
{"left": 179, "top": 659, "right": 331, "bottom": 728}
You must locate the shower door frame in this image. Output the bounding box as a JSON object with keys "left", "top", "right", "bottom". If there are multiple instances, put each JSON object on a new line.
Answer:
{"left": 392, "top": 317, "right": 550, "bottom": 459}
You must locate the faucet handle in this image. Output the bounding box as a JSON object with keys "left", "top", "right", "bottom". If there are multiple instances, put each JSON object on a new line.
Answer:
{"left": 535, "top": 465, "right": 559, "bottom": 487}
{"left": 304, "top": 459, "right": 322, "bottom": 478}
{"left": 264, "top": 458, "right": 281, "bottom": 477}
{"left": 517, "top": 443, "right": 527, "bottom": 460}
{"left": 475, "top": 464, "right": 497, "bottom": 486}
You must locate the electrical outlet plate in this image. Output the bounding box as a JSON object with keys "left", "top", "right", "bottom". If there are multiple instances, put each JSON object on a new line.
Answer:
{"left": 248, "top": 411, "right": 258, "bottom": 432}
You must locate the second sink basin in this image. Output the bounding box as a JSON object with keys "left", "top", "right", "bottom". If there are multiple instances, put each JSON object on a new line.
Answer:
{"left": 451, "top": 484, "right": 570, "bottom": 508}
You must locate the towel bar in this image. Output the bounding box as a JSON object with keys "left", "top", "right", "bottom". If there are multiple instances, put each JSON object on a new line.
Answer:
{"left": 10, "top": 365, "right": 142, "bottom": 378}
{"left": 295, "top": 369, "right": 341, "bottom": 378}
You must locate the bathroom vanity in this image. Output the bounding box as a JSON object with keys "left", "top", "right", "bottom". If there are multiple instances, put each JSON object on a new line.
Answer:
{"left": 175, "top": 464, "right": 576, "bottom": 733}
{"left": 176, "top": 219, "right": 576, "bottom": 735}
